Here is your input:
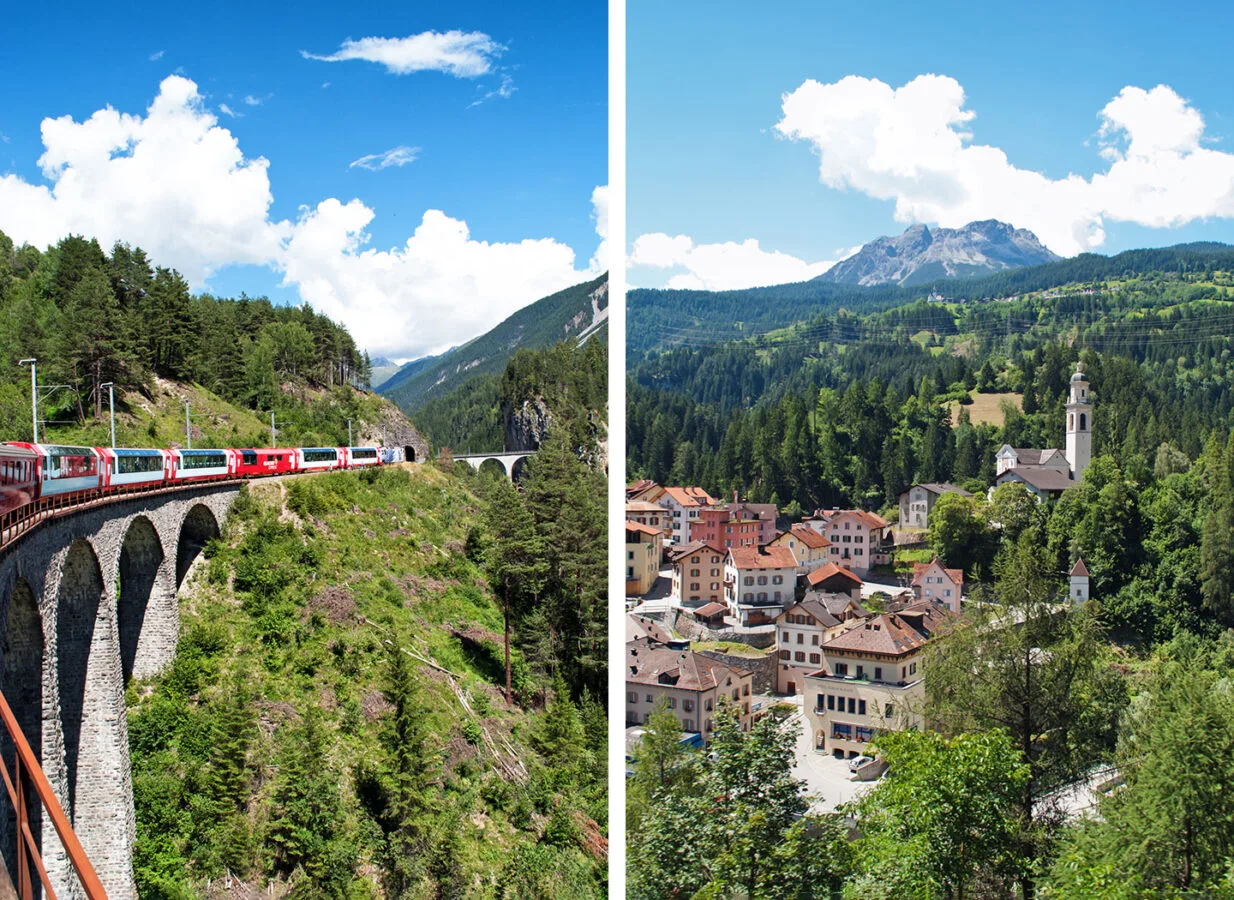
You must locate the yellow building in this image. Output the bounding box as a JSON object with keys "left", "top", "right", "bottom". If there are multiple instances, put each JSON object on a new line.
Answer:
{"left": 626, "top": 520, "right": 664, "bottom": 596}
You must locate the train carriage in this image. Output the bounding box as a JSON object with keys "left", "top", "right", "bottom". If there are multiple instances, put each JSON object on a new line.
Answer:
{"left": 0, "top": 443, "right": 39, "bottom": 517}
{"left": 296, "top": 447, "right": 341, "bottom": 472}
{"left": 172, "top": 449, "right": 235, "bottom": 481}
{"left": 343, "top": 447, "right": 381, "bottom": 468}
{"left": 27, "top": 445, "right": 102, "bottom": 497}
{"left": 234, "top": 448, "right": 296, "bottom": 478}
{"left": 100, "top": 448, "right": 171, "bottom": 489}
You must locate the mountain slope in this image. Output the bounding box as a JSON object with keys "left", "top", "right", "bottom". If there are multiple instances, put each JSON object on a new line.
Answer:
{"left": 819, "top": 220, "right": 1060, "bottom": 286}
{"left": 383, "top": 275, "right": 608, "bottom": 413}
{"left": 372, "top": 350, "right": 451, "bottom": 395}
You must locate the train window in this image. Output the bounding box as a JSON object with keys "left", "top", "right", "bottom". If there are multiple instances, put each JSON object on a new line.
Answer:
{"left": 302, "top": 449, "right": 337, "bottom": 463}
{"left": 179, "top": 451, "right": 227, "bottom": 470}
{"left": 115, "top": 453, "right": 164, "bottom": 475}
{"left": 241, "top": 451, "right": 258, "bottom": 465}
{"left": 44, "top": 446, "right": 97, "bottom": 479}
{"left": 352, "top": 448, "right": 377, "bottom": 459}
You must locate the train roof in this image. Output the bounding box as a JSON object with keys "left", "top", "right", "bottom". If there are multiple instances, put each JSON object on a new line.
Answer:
{"left": 0, "top": 443, "right": 39, "bottom": 458}
{"left": 108, "top": 447, "right": 165, "bottom": 456}
{"left": 175, "top": 448, "right": 228, "bottom": 454}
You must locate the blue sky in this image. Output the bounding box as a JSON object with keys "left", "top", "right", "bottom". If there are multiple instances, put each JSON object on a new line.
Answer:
{"left": 628, "top": 0, "right": 1234, "bottom": 289}
{"left": 0, "top": 0, "right": 606, "bottom": 360}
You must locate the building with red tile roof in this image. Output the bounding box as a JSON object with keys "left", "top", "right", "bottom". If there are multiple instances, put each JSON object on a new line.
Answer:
{"left": 626, "top": 638, "right": 754, "bottom": 737}
{"left": 910, "top": 558, "right": 964, "bottom": 613}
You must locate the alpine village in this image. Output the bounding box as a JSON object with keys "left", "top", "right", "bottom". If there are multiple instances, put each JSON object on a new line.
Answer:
{"left": 625, "top": 230, "right": 1234, "bottom": 898}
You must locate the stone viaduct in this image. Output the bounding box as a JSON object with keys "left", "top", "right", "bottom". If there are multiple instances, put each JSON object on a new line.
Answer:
{"left": 0, "top": 483, "right": 239, "bottom": 899}
{"left": 454, "top": 451, "right": 533, "bottom": 479}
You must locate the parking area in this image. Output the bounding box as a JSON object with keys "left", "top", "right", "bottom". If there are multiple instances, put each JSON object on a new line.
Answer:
{"left": 778, "top": 695, "right": 879, "bottom": 812}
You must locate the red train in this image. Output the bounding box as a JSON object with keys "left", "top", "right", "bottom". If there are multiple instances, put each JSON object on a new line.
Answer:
{"left": 0, "top": 443, "right": 383, "bottom": 519}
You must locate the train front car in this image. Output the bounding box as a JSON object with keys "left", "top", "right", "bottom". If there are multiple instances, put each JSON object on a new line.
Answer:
{"left": 234, "top": 449, "right": 296, "bottom": 478}
{"left": 296, "top": 447, "right": 341, "bottom": 472}
{"left": 99, "top": 448, "right": 171, "bottom": 490}
{"left": 0, "top": 443, "right": 40, "bottom": 517}
{"left": 173, "top": 448, "right": 235, "bottom": 482}
{"left": 346, "top": 447, "right": 381, "bottom": 468}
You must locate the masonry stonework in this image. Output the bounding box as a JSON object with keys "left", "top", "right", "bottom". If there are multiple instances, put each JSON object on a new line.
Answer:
{"left": 0, "top": 485, "right": 236, "bottom": 899}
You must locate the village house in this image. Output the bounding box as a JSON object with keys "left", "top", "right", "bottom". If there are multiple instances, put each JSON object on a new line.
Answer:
{"left": 768, "top": 525, "right": 831, "bottom": 575}
{"left": 802, "top": 509, "right": 891, "bottom": 578}
{"left": 626, "top": 638, "right": 754, "bottom": 737}
{"left": 626, "top": 520, "right": 665, "bottom": 596}
{"left": 775, "top": 592, "right": 872, "bottom": 694}
{"left": 625, "top": 500, "right": 672, "bottom": 540}
{"left": 657, "top": 486, "right": 719, "bottom": 546}
{"left": 669, "top": 540, "right": 726, "bottom": 608}
{"left": 626, "top": 479, "right": 664, "bottom": 503}
{"left": 727, "top": 497, "right": 779, "bottom": 545}
{"left": 910, "top": 558, "right": 964, "bottom": 613}
{"left": 803, "top": 601, "right": 954, "bottom": 758}
{"left": 898, "top": 483, "right": 973, "bottom": 531}
{"left": 805, "top": 562, "right": 864, "bottom": 601}
{"left": 690, "top": 506, "right": 761, "bottom": 549}
{"left": 724, "top": 545, "right": 800, "bottom": 626}
{"left": 1070, "top": 558, "right": 1091, "bottom": 606}
{"left": 627, "top": 613, "right": 681, "bottom": 647}
{"left": 994, "top": 362, "right": 1093, "bottom": 501}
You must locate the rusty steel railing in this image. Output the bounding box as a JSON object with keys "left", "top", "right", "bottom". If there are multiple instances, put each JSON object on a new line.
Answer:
{"left": 0, "top": 688, "right": 106, "bottom": 899}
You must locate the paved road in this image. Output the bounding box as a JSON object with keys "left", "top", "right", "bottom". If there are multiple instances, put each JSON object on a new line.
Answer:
{"left": 781, "top": 694, "right": 878, "bottom": 813}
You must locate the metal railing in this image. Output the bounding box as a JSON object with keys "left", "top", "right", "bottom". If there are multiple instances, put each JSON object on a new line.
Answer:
{"left": 0, "top": 687, "right": 106, "bottom": 899}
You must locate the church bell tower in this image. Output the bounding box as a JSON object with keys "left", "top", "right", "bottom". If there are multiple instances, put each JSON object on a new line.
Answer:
{"left": 1065, "top": 361, "right": 1092, "bottom": 481}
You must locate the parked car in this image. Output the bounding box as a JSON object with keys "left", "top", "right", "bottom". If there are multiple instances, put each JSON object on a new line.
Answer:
{"left": 849, "top": 754, "right": 874, "bottom": 773}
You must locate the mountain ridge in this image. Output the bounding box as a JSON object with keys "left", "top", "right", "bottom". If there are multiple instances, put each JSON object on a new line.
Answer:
{"left": 383, "top": 274, "right": 608, "bottom": 414}
{"left": 817, "top": 219, "right": 1060, "bottom": 286}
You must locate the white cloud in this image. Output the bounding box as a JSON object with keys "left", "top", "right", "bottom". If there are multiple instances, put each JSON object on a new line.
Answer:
{"left": 589, "top": 184, "right": 609, "bottom": 273}
{"left": 243, "top": 95, "right": 263, "bottom": 107}
{"left": 775, "top": 75, "right": 1234, "bottom": 256}
{"left": 218, "top": 103, "right": 239, "bottom": 118}
{"left": 348, "top": 145, "right": 420, "bottom": 171}
{"left": 629, "top": 233, "right": 837, "bottom": 290}
{"left": 467, "top": 73, "right": 517, "bottom": 109}
{"left": 0, "top": 76, "right": 286, "bottom": 284}
{"left": 302, "top": 31, "right": 503, "bottom": 78}
{"left": 149, "top": 50, "right": 164, "bottom": 62}
{"left": 0, "top": 76, "right": 603, "bottom": 361}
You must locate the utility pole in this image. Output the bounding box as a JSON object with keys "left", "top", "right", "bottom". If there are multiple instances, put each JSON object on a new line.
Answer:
{"left": 271, "top": 411, "right": 277, "bottom": 448}
{"left": 101, "top": 382, "right": 116, "bottom": 448}
{"left": 185, "top": 401, "right": 191, "bottom": 450}
{"left": 347, "top": 418, "right": 353, "bottom": 446}
{"left": 18, "top": 359, "right": 36, "bottom": 443}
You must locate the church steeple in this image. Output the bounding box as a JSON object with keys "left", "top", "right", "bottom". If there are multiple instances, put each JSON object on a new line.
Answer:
{"left": 1065, "top": 361, "right": 1092, "bottom": 481}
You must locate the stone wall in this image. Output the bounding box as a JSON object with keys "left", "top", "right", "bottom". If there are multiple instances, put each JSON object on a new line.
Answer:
{"left": 697, "top": 649, "right": 778, "bottom": 694}
{"left": 669, "top": 608, "right": 776, "bottom": 650}
{"left": 0, "top": 484, "right": 237, "bottom": 900}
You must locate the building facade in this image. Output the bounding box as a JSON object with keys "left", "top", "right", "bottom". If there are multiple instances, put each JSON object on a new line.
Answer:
{"left": 669, "top": 541, "right": 726, "bottom": 607}
{"left": 803, "top": 509, "right": 891, "bottom": 578}
{"left": 724, "top": 545, "right": 799, "bottom": 626}
{"left": 690, "top": 506, "right": 761, "bottom": 549}
{"left": 775, "top": 594, "right": 871, "bottom": 694}
{"left": 657, "top": 486, "right": 718, "bottom": 546}
{"left": 898, "top": 483, "right": 973, "bottom": 531}
{"left": 768, "top": 525, "right": 831, "bottom": 575}
{"left": 910, "top": 558, "right": 963, "bottom": 613}
{"left": 626, "top": 520, "right": 665, "bottom": 596}
{"left": 626, "top": 638, "right": 754, "bottom": 738}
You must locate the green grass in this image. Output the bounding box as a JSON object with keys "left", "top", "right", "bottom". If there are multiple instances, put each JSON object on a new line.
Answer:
{"left": 691, "top": 640, "right": 770, "bottom": 659}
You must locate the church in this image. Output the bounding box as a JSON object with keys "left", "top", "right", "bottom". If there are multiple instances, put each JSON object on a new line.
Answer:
{"left": 993, "top": 362, "right": 1092, "bottom": 502}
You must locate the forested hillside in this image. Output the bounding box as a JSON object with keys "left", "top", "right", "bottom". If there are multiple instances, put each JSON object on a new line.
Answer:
{"left": 412, "top": 338, "right": 608, "bottom": 456}
{"left": 628, "top": 241, "right": 1234, "bottom": 357}
{"left": 0, "top": 230, "right": 373, "bottom": 443}
{"left": 133, "top": 456, "right": 607, "bottom": 898}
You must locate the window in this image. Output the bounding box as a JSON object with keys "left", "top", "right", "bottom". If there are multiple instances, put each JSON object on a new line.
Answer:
{"left": 690, "top": 583, "right": 699, "bottom": 591}
{"left": 874, "top": 667, "right": 882, "bottom": 681}
{"left": 705, "top": 699, "right": 713, "bottom": 711}
{"left": 301, "top": 448, "right": 338, "bottom": 463}
{"left": 743, "top": 685, "right": 750, "bottom": 697}
{"left": 732, "top": 690, "right": 739, "bottom": 701}
{"left": 646, "top": 694, "right": 653, "bottom": 703}
{"left": 856, "top": 665, "right": 864, "bottom": 678}
{"left": 115, "top": 452, "right": 164, "bottom": 475}
{"left": 780, "top": 650, "right": 791, "bottom": 660}
{"left": 812, "top": 635, "right": 819, "bottom": 645}
{"left": 351, "top": 448, "right": 377, "bottom": 459}
{"left": 835, "top": 663, "right": 848, "bottom": 676}
{"left": 816, "top": 693, "right": 825, "bottom": 711}
{"left": 858, "top": 699, "right": 867, "bottom": 716}
{"left": 809, "top": 653, "right": 820, "bottom": 664}
{"left": 772, "top": 574, "right": 783, "bottom": 584}
{"left": 795, "top": 652, "right": 805, "bottom": 662}
{"left": 847, "top": 697, "right": 856, "bottom": 714}
{"left": 178, "top": 450, "right": 227, "bottom": 470}
{"left": 744, "top": 576, "right": 754, "bottom": 586}
{"left": 797, "top": 633, "right": 804, "bottom": 644}
{"left": 706, "top": 719, "right": 713, "bottom": 732}
{"left": 757, "top": 575, "right": 768, "bottom": 585}
{"left": 909, "top": 662, "right": 917, "bottom": 675}
{"left": 627, "top": 691, "right": 637, "bottom": 703}
{"left": 684, "top": 718, "right": 694, "bottom": 731}
{"left": 827, "top": 695, "right": 835, "bottom": 710}
{"left": 691, "top": 568, "right": 700, "bottom": 576}
{"left": 666, "top": 697, "right": 676, "bottom": 709}
{"left": 683, "top": 700, "right": 694, "bottom": 711}
{"left": 782, "top": 631, "right": 789, "bottom": 642}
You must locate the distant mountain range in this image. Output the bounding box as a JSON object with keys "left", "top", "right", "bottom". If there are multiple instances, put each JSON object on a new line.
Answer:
{"left": 818, "top": 220, "right": 1060, "bottom": 286}
{"left": 380, "top": 274, "right": 608, "bottom": 413}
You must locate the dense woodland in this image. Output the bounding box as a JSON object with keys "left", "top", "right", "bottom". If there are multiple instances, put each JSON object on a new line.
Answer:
{"left": 628, "top": 262, "right": 1234, "bottom": 896}
{"left": 413, "top": 338, "right": 607, "bottom": 455}
{"left": 0, "top": 230, "right": 371, "bottom": 441}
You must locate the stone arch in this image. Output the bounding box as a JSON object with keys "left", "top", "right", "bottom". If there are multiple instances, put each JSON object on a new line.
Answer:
{"left": 1, "top": 577, "right": 43, "bottom": 890}
{"left": 477, "top": 458, "right": 508, "bottom": 479}
{"left": 117, "top": 516, "right": 168, "bottom": 684}
{"left": 176, "top": 503, "right": 219, "bottom": 589}
{"left": 55, "top": 539, "right": 105, "bottom": 818}
{"left": 509, "top": 456, "right": 531, "bottom": 482}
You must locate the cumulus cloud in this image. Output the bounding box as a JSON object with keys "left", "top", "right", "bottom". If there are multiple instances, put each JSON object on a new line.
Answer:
{"left": 775, "top": 75, "right": 1234, "bottom": 256}
{"left": 302, "top": 31, "right": 503, "bottom": 78}
{"left": 589, "top": 184, "right": 609, "bottom": 273}
{"left": 349, "top": 145, "right": 420, "bottom": 171}
{"left": 629, "top": 233, "right": 837, "bottom": 290}
{"left": 0, "top": 76, "right": 286, "bottom": 284}
{"left": 0, "top": 75, "right": 602, "bottom": 361}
